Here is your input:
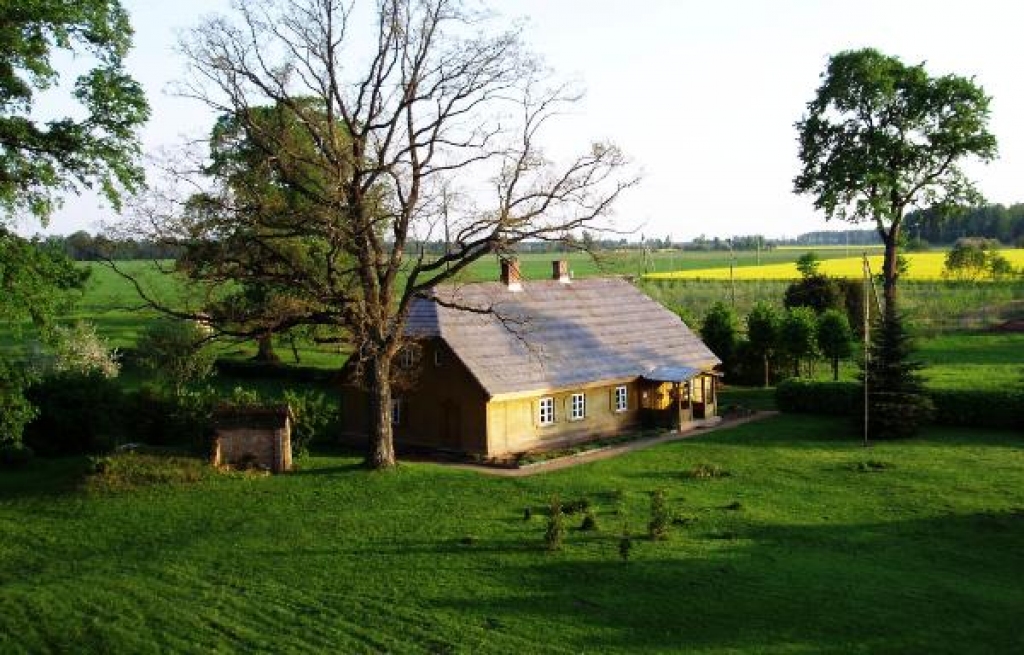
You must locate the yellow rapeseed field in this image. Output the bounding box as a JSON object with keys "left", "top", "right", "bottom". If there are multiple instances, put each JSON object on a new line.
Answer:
{"left": 647, "top": 250, "right": 1024, "bottom": 281}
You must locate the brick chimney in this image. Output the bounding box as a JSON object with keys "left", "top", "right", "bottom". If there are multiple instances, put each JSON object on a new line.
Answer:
{"left": 552, "top": 259, "right": 571, "bottom": 283}
{"left": 500, "top": 258, "right": 523, "bottom": 292}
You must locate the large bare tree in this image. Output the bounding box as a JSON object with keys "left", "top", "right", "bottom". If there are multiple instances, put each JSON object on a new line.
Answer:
{"left": 119, "top": 0, "right": 635, "bottom": 469}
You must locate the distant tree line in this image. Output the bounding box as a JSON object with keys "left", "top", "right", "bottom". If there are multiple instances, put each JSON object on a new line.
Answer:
{"left": 31, "top": 231, "right": 182, "bottom": 261}
{"left": 904, "top": 204, "right": 1024, "bottom": 247}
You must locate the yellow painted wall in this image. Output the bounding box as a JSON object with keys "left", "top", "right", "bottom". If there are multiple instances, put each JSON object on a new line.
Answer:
{"left": 486, "top": 381, "right": 642, "bottom": 456}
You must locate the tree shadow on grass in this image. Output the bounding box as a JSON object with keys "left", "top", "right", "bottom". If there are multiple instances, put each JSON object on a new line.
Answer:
{"left": 426, "top": 510, "right": 1024, "bottom": 654}
{"left": 0, "top": 457, "right": 92, "bottom": 501}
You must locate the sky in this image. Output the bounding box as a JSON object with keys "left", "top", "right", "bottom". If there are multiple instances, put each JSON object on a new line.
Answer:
{"left": 33, "top": 0, "right": 1024, "bottom": 241}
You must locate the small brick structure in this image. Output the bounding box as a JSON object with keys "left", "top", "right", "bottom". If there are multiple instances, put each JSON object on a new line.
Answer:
{"left": 212, "top": 405, "right": 293, "bottom": 473}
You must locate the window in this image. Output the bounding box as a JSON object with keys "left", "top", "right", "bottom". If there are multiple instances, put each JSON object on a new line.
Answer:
{"left": 614, "top": 385, "right": 628, "bottom": 412}
{"left": 398, "top": 347, "right": 416, "bottom": 369}
{"left": 390, "top": 398, "right": 402, "bottom": 425}
{"left": 434, "top": 349, "right": 443, "bottom": 367}
{"left": 539, "top": 397, "right": 554, "bottom": 426}
{"left": 570, "top": 393, "right": 586, "bottom": 421}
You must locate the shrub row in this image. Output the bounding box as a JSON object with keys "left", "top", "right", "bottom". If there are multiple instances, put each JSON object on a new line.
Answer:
{"left": 22, "top": 372, "right": 341, "bottom": 458}
{"left": 776, "top": 379, "right": 1024, "bottom": 430}
{"left": 214, "top": 359, "right": 338, "bottom": 384}
{"left": 775, "top": 379, "right": 860, "bottom": 417}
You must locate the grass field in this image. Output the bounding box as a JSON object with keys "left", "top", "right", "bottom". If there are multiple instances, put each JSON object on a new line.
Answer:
{"left": 1, "top": 414, "right": 1022, "bottom": 654}
{"left": 646, "top": 250, "right": 1024, "bottom": 282}
{"left": 775, "top": 331, "right": 1024, "bottom": 391}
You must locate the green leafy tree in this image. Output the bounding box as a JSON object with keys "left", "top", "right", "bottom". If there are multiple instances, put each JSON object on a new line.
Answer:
{"left": 988, "top": 252, "right": 1015, "bottom": 280}
{"left": 780, "top": 307, "right": 818, "bottom": 377}
{"left": 795, "top": 252, "right": 822, "bottom": 277}
{"left": 123, "top": 0, "right": 633, "bottom": 469}
{"left": 746, "top": 302, "right": 780, "bottom": 387}
{"left": 1, "top": 229, "right": 89, "bottom": 331}
{"left": 0, "top": 358, "right": 37, "bottom": 448}
{"left": 861, "top": 313, "right": 933, "bottom": 439}
{"left": 700, "top": 302, "right": 739, "bottom": 366}
{"left": 816, "top": 309, "right": 854, "bottom": 381}
{"left": 0, "top": 0, "right": 149, "bottom": 220}
{"left": 135, "top": 319, "right": 216, "bottom": 396}
{"left": 795, "top": 48, "right": 997, "bottom": 317}
{"left": 783, "top": 274, "right": 844, "bottom": 315}
{"left": 943, "top": 238, "right": 992, "bottom": 281}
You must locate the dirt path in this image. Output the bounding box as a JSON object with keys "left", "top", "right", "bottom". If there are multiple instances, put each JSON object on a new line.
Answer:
{"left": 446, "top": 411, "right": 779, "bottom": 477}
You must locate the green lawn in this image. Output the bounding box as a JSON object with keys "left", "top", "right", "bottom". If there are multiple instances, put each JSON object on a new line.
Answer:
{"left": 800, "top": 331, "right": 1024, "bottom": 391}
{"left": 2, "top": 415, "right": 1023, "bottom": 653}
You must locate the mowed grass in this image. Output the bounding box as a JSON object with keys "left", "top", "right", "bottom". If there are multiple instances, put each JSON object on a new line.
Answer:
{"left": 647, "top": 249, "right": 1024, "bottom": 281}
{"left": 1, "top": 415, "right": 1023, "bottom": 654}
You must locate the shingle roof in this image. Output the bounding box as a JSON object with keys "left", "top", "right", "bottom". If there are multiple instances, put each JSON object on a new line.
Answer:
{"left": 406, "top": 277, "right": 721, "bottom": 398}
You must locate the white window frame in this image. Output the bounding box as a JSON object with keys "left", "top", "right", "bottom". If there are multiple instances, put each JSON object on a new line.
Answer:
{"left": 570, "top": 393, "right": 586, "bottom": 421}
{"left": 538, "top": 397, "right": 555, "bottom": 426}
{"left": 614, "top": 385, "right": 628, "bottom": 413}
{"left": 390, "top": 398, "right": 402, "bottom": 425}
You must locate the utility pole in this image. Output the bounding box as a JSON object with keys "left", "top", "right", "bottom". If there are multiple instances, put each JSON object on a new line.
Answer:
{"left": 727, "top": 238, "right": 736, "bottom": 308}
{"left": 862, "top": 253, "right": 871, "bottom": 448}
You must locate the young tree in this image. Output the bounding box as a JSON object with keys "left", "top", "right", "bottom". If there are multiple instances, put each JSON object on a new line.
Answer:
{"left": 0, "top": 0, "right": 149, "bottom": 220}
{"left": 745, "top": 302, "right": 780, "bottom": 387}
{"left": 135, "top": 320, "right": 216, "bottom": 397}
{"left": 794, "top": 48, "right": 997, "bottom": 317}
{"left": 861, "top": 312, "right": 933, "bottom": 439}
{"left": 780, "top": 307, "right": 818, "bottom": 378}
{"left": 119, "top": 0, "right": 634, "bottom": 469}
{"left": 700, "top": 302, "right": 739, "bottom": 367}
{"left": 943, "top": 238, "right": 993, "bottom": 281}
{"left": 795, "top": 252, "right": 821, "bottom": 277}
{"left": 816, "top": 309, "right": 853, "bottom": 381}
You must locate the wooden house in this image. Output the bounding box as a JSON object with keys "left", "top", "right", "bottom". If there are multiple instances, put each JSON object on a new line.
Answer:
{"left": 340, "top": 260, "right": 722, "bottom": 458}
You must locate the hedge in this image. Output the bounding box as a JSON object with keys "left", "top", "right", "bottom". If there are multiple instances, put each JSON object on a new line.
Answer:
{"left": 214, "top": 359, "right": 338, "bottom": 384}
{"left": 776, "top": 379, "right": 1024, "bottom": 430}
{"left": 775, "top": 379, "right": 860, "bottom": 417}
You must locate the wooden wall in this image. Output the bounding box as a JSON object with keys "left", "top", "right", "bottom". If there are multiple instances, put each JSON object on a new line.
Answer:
{"left": 340, "top": 339, "right": 489, "bottom": 454}
{"left": 485, "top": 380, "right": 642, "bottom": 456}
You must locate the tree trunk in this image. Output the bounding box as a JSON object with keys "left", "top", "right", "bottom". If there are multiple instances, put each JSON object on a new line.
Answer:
{"left": 832, "top": 356, "right": 840, "bottom": 381}
{"left": 881, "top": 228, "right": 900, "bottom": 319}
{"left": 366, "top": 353, "right": 397, "bottom": 470}
{"left": 763, "top": 354, "right": 770, "bottom": 388}
{"left": 254, "top": 332, "right": 280, "bottom": 362}
{"left": 793, "top": 358, "right": 800, "bottom": 378}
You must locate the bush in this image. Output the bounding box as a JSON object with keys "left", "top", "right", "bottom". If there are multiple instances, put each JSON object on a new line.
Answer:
{"left": 135, "top": 319, "right": 216, "bottom": 395}
{"left": 776, "top": 379, "right": 860, "bottom": 416}
{"left": 784, "top": 274, "right": 843, "bottom": 314}
{"left": 544, "top": 495, "right": 565, "bottom": 552}
{"left": 648, "top": 489, "right": 669, "bottom": 541}
{"left": 0, "top": 357, "right": 37, "bottom": 448}
{"left": 928, "top": 389, "right": 1024, "bottom": 430}
{"left": 45, "top": 321, "right": 120, "bottom": 378}
{"left": 121, "top": 384, "right": 217, "bottom": 453}
{"left": 282, "top": 389, "right": 340, "bottom": 456}
{"left": 24, "top": 371, "right": 126, "bottom": 456}
{"left": 214, "top": 359, "right": 337, "bottom": 384}
{"left": 0, "top": 443, "right": 34, "bottom": 470}
{"left": 776, "top": 380, "right": 1024, "bottom": 431}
